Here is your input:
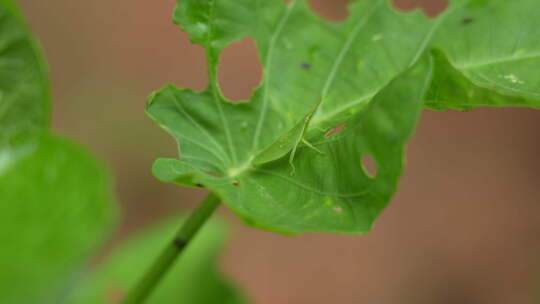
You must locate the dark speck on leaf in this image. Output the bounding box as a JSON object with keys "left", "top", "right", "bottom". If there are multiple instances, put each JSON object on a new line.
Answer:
{"left": 196, "top": 183, "right": 204, "bottom": 187}
{"left": 232, "top": 181, "right": 240, "bottom": 187}
{"left": 462, "top": 17, "right": 474, "bottom": 25}
{"left": 300, "top": 62, "right": 311, "bottom": 70}
{"left": 173, "top": 238, "right": 186, "bottom": 249}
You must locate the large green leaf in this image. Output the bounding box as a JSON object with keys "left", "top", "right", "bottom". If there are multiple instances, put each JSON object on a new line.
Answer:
{"left": 0, "top": 133, "right": 116, "bottom": 304}
{"left": 66, "top": 217, "right": 247, "bottom": 304}
{"left": 0, "top": 0, "right": 50, "bottom": 140}
{"left": 149, "top": 0, "right": 440, "bottom": 234}
{"left": 427, "top": 0, "right": 540, "bottom": 110}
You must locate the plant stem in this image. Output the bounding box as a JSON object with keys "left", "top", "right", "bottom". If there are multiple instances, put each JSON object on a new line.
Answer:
{"left": 122, "top": 192, "right": 221, "bottom": 304}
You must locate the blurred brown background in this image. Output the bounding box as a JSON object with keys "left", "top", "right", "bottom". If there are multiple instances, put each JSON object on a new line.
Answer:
{"left": 17, "top": 0, "right": 540, "bottom": 303}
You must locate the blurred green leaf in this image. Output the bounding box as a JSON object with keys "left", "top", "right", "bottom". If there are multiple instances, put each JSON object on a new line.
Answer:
{"left": 427, "top": 0, "right": 540, "bottom": 110}
{"left": 0, "top": 0, "right": 50, "bottom": 140}
{"left": 149, "top": 0, "right": 441, "bottom": 234}
{"left": 0, "top": 1, "right": 118, "bottom": 302}
{"left": 0, "top": 133, "right": 116, "bottom": 304}
{"left": 66, "top": 217, "right": 247, "bottom": 304}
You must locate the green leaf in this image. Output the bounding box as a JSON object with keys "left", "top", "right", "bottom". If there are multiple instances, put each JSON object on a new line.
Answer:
{"left": 0, "top": 2, "right": 118, "bottom": 301}
{"left": 66, "top": 217, "right": 247, "bottom": 304}
{"left": 148, "top": 0, "right": 440, "bottom": 234}
{"left": 427, "top": 0, "right": 540, "bottom": 110}
{"left": 0, "top": 133, "right": 116, "bottom": 303}
{"left": 0, "top": 0, "right": 50, "bottom": 140}
{"left": 152, "top": 63, "right": 433, "bottom": 235}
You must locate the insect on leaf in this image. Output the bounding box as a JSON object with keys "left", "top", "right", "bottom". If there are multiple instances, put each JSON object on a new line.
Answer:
{"left": 148, "top": 0, "right": 444, "bottom": 234}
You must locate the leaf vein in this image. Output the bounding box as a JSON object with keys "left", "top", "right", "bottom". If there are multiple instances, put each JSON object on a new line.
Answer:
{"left": 251, "top": 1, "right": 295, "bottom": 152}
{"left": 166, "top": 90, "right": 231, "bottom": 165}
{"left": 253, "top": 168, "right": 368, "bottom": 198}
{"left": 456, "top": 52, "right": 540, "bottom": 70}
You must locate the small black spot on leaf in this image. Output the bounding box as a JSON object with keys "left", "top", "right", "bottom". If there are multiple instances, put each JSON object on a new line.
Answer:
{"left": 462, "top": 17, "right": 474, "bottom": 25}
{"left": 300, "top": 62, "right": 311, "bottom": 70}
{"left": 173, "top": 238, "right": 187, "bottom": 249}
{"left": 232, "top": 181, "right": 240, "bottom": 187}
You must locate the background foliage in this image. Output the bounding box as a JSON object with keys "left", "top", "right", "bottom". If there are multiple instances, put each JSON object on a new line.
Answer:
{"left": 0, "top": 0, "right": 242, "bottom": 302}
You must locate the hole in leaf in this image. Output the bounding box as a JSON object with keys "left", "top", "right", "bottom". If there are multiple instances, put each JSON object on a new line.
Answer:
{"left": 333, "top": 206, "right": 343, "bottom": 212}
{"left": 325, "top": 123, "right": 346, "bottom": 137}
{"left": 361, "top": 155, "right": 377, "bottom": 178}
{"left": 218, "top": 37, "right": 262, "bottom": 102}
{"left": 308, "top": 0, "right": 350, "bottom": 22}
{"left": 392, "top": 0, "right": 448, "bottom": 17}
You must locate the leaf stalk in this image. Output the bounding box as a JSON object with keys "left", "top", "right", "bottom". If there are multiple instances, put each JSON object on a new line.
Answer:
{"left": 122, "top": 192, "right": 221, "bottom": 303}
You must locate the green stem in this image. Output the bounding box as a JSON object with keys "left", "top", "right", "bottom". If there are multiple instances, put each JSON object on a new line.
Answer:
{"left": 123, "top": 192, "right": 221, "bottom": 304}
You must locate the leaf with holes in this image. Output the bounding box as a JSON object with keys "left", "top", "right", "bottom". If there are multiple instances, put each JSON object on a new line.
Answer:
{"left": 149, "top": 0, "right": 540, "bottom": 235}
{"left": 148, "top": 0, "right": 443, "bottom": 234}
{"left": 426, "top": 0, "right": 540, "bottom": 110}
{"left": 65, "top": 217, "right": 247, "bottom": 304}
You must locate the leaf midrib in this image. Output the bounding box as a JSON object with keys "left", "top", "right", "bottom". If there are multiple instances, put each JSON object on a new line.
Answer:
{"left": 312, "top": 3, "right": 445, "bottom": 128}
{"left": 251, "top": 0, "right": 295, "bottom": 153}
{"left": 251, "top": 168, "right": 369, "bottom": 198}
{"left": 455, "top": 52, "right": 540, "bottom": 70}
